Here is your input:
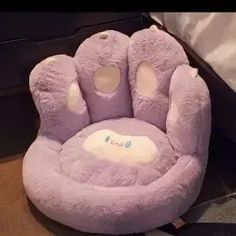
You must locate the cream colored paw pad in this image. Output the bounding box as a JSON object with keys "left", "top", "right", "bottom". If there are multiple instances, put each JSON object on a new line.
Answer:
{"left": 83, "top": 129, "right": 158, "bottom": 165}
{"left": 136, "top": 62, "right": 158, "bottom": 97}
{"left": 93, "top": 66, "right": 121, "bottom": 94}
{"left": 190, "top": 68, "right": 198, "bottom": 78}
{"left": 67, "top": 82, "right": 84, "bottom": 112}
{"left": 168, "top": 101, "right": 180, "bottom": 125}
{"left": 44, "top": 57, "right": 57, "bottom": 64}
{"left": 150, "top": 25, "right": 159, "bottom": 32}
{"left": 99, "top": 31, "right": 108, "bottom": 39}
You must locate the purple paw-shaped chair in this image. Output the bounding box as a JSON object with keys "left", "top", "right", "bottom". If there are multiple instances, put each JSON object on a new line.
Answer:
{"left": 23, "top": 26, "right": 211, "bottom": 234}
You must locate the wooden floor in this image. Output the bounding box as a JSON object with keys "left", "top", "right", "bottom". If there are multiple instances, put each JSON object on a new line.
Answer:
{"left": 0, "top": 154, "right": 89, "bottom": 236}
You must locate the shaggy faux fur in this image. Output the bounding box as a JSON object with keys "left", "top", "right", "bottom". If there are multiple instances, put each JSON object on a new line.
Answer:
{"left": 74, "top": 30, "right": 132, "bottom": 122}
{"left": 23, "top": 26, "right": 211, "bottom": 234}
{"left": 128, "top": 27, "right": 189, "bottom": 131}
{"left": 29, "top": 55, "right": 90, "bottom": 142}
{"left": 59, "top": 118, "right": 177, "bottom": 187}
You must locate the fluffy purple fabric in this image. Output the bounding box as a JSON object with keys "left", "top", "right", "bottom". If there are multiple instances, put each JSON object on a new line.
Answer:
{"left": 59, "top": 118, "right": 176, "bottom": 187}
{"left": 167, "top": 64, "right": 211, "bottom": 157}
{"left": 74, "top": 30, "right": 132, "bottom": 122}
{"left": 30, "top": 55, "right": 90, "bottom": 142}
{"left": 23, "top": 136, "right": 205, "bottom": 234}
{"left": 23, "top": 27, "right": 211, "bottom": 234}
{"left": 128, "top": 27, "right": 189, "bottom": 131}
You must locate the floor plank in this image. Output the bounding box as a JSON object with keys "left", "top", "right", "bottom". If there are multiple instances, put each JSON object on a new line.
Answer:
{"left": 0, "top": 154, "right": 88, "bottom": 236}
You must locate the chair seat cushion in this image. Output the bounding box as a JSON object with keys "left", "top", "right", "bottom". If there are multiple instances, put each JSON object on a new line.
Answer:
{"left": 59, "top": 118, "right": 177, "bottom": 187}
